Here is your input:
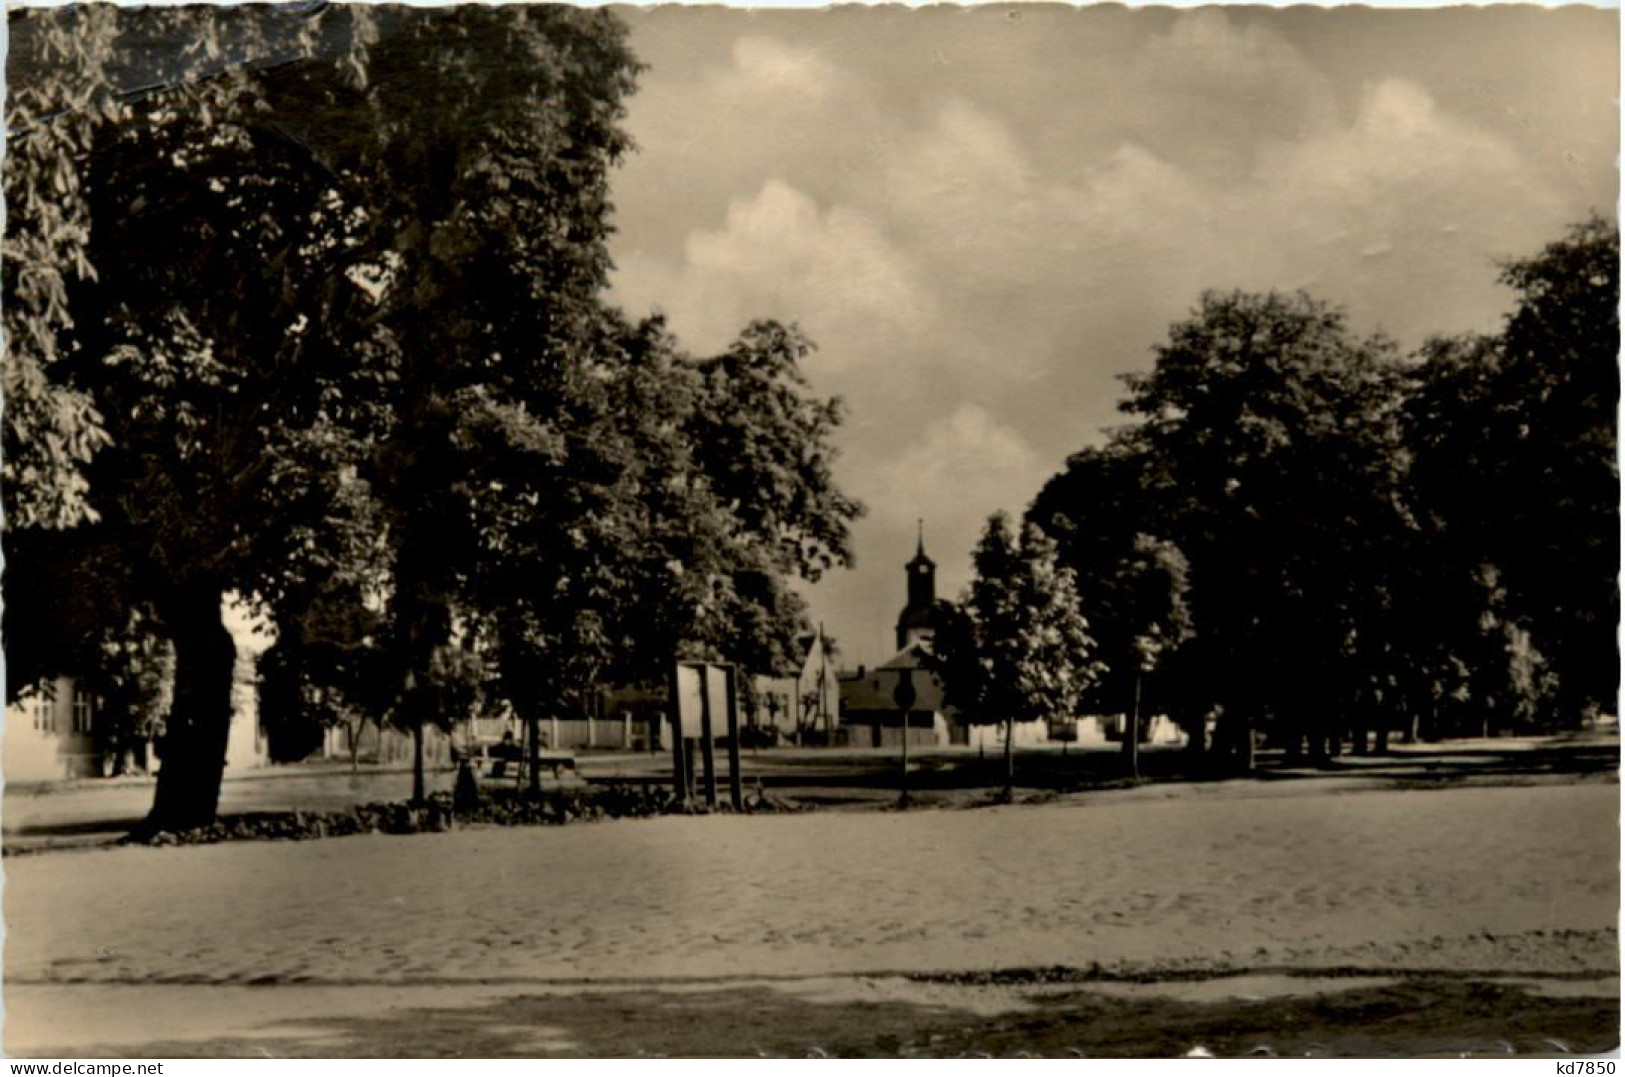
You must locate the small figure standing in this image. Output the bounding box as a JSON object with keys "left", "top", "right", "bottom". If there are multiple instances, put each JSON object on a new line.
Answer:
{"left": 492, "top": 729, "right": 521, "bottom": 777}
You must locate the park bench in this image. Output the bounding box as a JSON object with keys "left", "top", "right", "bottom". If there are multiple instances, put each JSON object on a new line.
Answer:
{"left": 464, "top": 741, "right": 578, "bottom": 784}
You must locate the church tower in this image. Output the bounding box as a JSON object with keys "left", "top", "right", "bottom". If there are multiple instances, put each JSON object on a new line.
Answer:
{"left": 895, "top": 521, "right": 939, "bottom": 652}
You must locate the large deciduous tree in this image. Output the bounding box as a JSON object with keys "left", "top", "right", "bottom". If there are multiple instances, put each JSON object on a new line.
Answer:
{"left": 5, "top": 7, "right": 626, "bottom": 826}
{"left": 1406, "top": 218, "right": 1619, "bottom": 726}
{"left": 5, "top": 5, "right": 861, "bottom": 829}
{"left": 926, "top": 513, "right": 1099, "bottom": 799}
{"left": 7, "top": 5, "right": 391, "bottom": 830}
{"left": 1101, "top": 290, "right": 1411, "bottom": 767}
{"left": 1028, "top": 439, "right": 1193, "bottom": 769}
{"left": 1031, "top": 219, "right": 1616, "bottom": 768}
{"left": 1033, "top": 290, "right": 1417, "bottom": 769}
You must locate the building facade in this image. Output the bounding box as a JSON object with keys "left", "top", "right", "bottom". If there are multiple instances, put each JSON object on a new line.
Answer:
{"left": 5, "top": 599, "right": 270, "bottom": 783}
{"left": 5, "top": 676, "right": 105, "bottom": 780}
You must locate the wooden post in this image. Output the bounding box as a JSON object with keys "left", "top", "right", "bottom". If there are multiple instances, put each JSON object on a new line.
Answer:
{"left": 1126, "top": 667, "right": 1142, "bottom": 780}
{"left": 893, "top": 669, "right": 917, "bottom": 807}
{"left": 725, "top": 666, "right": 743, "bottom": 811}
{"left": 900, "top": 708, "right": 910, "bottom": 802}
{"left": 668, "top": 665, "right": 688, "bottom": 801}
{"left": 698, "top": 666, "right": 719, "bottom": 809}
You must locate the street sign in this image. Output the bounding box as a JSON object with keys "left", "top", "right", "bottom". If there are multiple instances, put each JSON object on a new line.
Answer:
{"left": 892, "top": 668, "right": 917, "bottom": 712}
{"left": 669, "top": 660, "right": 743, "bottom": 810}
{"left": 674, "top": 664, "right": 705, "bottom": 739}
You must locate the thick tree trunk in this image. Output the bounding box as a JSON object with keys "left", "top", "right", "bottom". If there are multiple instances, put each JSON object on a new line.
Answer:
{"left": 142, "top": 586, "right": 235, "bottom": 835}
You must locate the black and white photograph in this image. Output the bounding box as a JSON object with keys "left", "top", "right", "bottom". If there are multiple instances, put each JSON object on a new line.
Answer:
{"left": 2, "top": 0, "right": 1618, "bottom": 1059}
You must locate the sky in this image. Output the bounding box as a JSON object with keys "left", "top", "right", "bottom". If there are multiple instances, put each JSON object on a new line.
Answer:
{"left": 602, "top": 5, "right": 1619, "bottom": 669}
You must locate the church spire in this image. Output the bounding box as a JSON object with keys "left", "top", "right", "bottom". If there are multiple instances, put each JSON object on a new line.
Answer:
{"left": 897, "top": 522, "right": 939, "bottom": 652}
{"left": 907, "top": 518, "right": 934, "bottom": 570}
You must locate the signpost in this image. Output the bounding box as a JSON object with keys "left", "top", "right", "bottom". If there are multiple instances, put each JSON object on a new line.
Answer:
{"left": 698, "top": 664, "right": 718, "bottom": 806}
{"left": 893, "top": 668, "right": 916, "bottom": 807}
{"left": 669, "top": 661, "right": 743, "bottom": 810}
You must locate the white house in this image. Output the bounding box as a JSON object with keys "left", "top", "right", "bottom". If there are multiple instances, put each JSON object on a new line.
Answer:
{"left": 4, "top": 595, "right": 269, "bottom": 784}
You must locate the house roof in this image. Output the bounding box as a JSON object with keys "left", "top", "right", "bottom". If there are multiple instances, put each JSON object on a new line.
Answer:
{"left": 877, "top": 638, "right": 932, "bottom": 670}
{"left": 839, "top": 642, "right": 950, "bottom": 715}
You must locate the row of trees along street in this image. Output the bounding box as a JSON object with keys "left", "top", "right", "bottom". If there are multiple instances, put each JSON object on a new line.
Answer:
{"left": 4, "top": 7, "right": 1615, "bottom": 827}
{"left": 3, "top": 6, "right": 863, "bottom": 833}
{"left": 932, "top": 216, "right": 1616, "bottom": 784}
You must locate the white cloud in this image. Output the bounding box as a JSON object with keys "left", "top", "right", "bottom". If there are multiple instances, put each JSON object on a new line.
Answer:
{"left": 885, "top": 98, "right": 1032, "bottom": 222}
{"left": 1267, "top": 78, "right": 1525, "bottom": 199}
{"left": 864, "top": 403, "right": 1043, "bottom": 525}
{"left": 1131, "top": 10, "right": 1340, "bottom": 155}
{"left": 827, "top": 404, "right": 1050, "bottom": 625}
{"left": 723, "top": 36, "right": 843, "bottom": 101}
{"left": 1240, "top": 78, "right": 1572, "bottom": 332}
{"left": 613, "top": 179, "right": 933, "bottom": 365}
{"left": 608, "top": 10, "right": 1611, "bottom": 665}
{"left": 1140, "top": 10, "right": 1328, "bottom": 95}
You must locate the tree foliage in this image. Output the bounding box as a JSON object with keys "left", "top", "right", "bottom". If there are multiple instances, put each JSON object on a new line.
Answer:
{"left": 1029, "top": 440, "right": 1192, "bottom": 724}
{"left": 1113, "top": 290, "right": 1410, "bottom": 762}
{"left": 1406, "top": 217, "right": 1619, "bottom": 722}
{"left": 1031, "top": 219, "right": 1618, "bottom": 767}
{"left": 926, "top": 513, "right": 1100, "bottom": 795}
{"left": 4, "top": 6, "right": 861, "bottom": 827}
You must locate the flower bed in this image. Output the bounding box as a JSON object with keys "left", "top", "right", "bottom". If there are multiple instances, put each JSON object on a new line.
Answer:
{"left": 121, "top": 780, "right": 801, "bottom": 848}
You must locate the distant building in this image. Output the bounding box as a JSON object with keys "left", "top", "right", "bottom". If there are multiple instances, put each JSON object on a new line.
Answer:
{"left": 894, "top": 523, "right": 953, "bottom": 652}
{"left": 587, "top": 634, "right": 841, "bottom": 751}
{"left": 4, "top": 607, "right": 267, "bottom": 782}
{"left": 5, "top": 676, "right": 107, "bottom": 780}
{"left": 790, "top": 632, "right": 841, "bottom": 743}
{"left": 840, "top": 527, "right": 961, "bottom": 748}
{"left": 842, "top": 528, "right": 1172, "bottom": 752}
{"left": 838, "top": 640, "right": 952, "bottom": 748}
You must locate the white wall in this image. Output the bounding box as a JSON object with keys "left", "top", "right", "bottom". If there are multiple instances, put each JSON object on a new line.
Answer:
{"left": 965, "top": 719, "right": 1051, "bottom": 752}
{"left": 4, "top": 705, "right": 69, "bottom": 782}
{"left": 4, "top": 676, "right": 89, "bottom": 782}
